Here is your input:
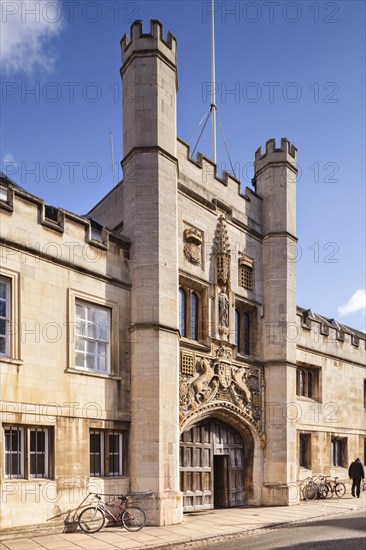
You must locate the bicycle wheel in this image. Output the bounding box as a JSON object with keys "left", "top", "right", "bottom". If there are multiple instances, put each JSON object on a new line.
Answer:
{"left": 317, "top": 483, "right": 329, "bottom": 499}
{"left": 122, "top": 506, "right": 146, "bottom": 531}
{"left": 303, "top": 482, "right": 317, "bottom": 501}
{"left": 335, "top": 482, "right": 346, "bottom": 498}
{"left": 78, "top": 506, "right": 105, "bottom": 533}
{"left": 325, "top": 484, "right": 334, "bottom": 498}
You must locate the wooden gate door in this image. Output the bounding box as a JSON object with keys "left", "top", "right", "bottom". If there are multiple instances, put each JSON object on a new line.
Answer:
{"left": 180, "top": 420, "right": 245, "bottom": 511}
{"left": 227, "top": 427, "right": 245, "bottom": 506}
{"left": 180, "top": 423, "right": 213, "bottom": 511}
{"left": 212, "top": 421, "right": 245, "bottom": 507}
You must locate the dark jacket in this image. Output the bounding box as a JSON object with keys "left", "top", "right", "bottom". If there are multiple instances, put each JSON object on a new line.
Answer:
{"left": 349, "top": 460, "right": 365, "bottom": 479}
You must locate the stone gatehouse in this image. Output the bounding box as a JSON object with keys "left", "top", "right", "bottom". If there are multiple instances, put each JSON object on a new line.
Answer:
{"left": 0, "top": 20, "right": 365, "bottom": 530}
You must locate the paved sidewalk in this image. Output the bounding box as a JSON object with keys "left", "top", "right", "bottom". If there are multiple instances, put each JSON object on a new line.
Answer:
{"left": 1, "top": 495, "right": 365, "bottom": 550}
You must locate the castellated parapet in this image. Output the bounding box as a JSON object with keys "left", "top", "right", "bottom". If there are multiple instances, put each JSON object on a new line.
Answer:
{"left": 121, "top": 19, "right": 177, "bottom": 69}
{"left": 120, "top": 20, "right": 178, "bottom": 160}
{"left": 254, "top": 138, "right": 297, "bottom": 176}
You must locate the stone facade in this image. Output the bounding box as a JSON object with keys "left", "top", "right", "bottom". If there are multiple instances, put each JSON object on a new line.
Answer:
{"left": 0, "top": 20, "right": 365, "bottom": 531}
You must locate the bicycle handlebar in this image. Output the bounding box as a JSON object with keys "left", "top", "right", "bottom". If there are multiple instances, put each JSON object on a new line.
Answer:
{"left": 91, "top": 492, "right": 128, "bottom": 500}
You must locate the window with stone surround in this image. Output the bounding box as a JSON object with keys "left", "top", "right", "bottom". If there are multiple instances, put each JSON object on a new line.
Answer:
{"left": 0, "top": 277, "right": 10, "bottom": 356}
{"left": 68, "top": 290, "right": 119, "bottom": 377}
{"left": 75, "top": 300, "right": 111, "bottom": 373}
{"left": 299, "top": 433, "right": 311, "bottom": 468}
{"left": 179, "top": 288, "right": 186, "bottom": 337}
{"left": 331, "top": 437, "right": 347, "bottom": 467}
{"left": 235, "top": 302, "right": 254, "bottom": 356}
{"left": 238, "top": 256, "right": 254, "bottom": 291}
{"left": 296, "top": 366, "right": 319, "bottom": 400}
{"left": 0, "top": 271, "right": 20, "bottom": 361}
{"left": 179, "top": 282, "right": 205, "bottom": 342}
{"left": 90, "top": 430, "right": 125, "bottom": 477}
{"left": 4, "top": 426, "right": 53, "bottom": 479}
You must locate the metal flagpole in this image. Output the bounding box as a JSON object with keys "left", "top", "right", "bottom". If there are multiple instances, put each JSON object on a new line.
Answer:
{"left": 110, "top": 131, "right": 116, "bottom": 186}
{"left": 211, "top": 0, "right": 217, "bottom": 164}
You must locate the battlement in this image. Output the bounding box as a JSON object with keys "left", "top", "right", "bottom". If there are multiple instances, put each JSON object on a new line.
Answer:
{"left": 176, "top": 138, "right": 263, "bottom": 235}
{"left": 121, "top": 19, "right": 177, "bottom": 67}
{"left": 0, "top": 177, "right": 130, "bottom": 257}
{"left": 254, "top": 138, "right": 297, "bottom": 175}
{"left": 177, "top": 137, "right": 253, "bottom": 197}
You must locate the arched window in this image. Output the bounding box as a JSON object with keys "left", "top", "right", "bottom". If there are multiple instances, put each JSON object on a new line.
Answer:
{"left": 179, "top": 288, "right": 186, "bottom": 337}
{"left": 243, "top": 313, "right": 250, "bottom": 355}
{"left": 235, "top": 309, "right": 240, "bottom": 348}
{"left": 191, "top": 292, "right": 198, "bottom": 341}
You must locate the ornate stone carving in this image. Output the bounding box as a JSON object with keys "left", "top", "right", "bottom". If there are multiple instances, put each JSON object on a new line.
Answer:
{"left": 215, "top": 345, "right": 232, "bottom": 360}
{"left": 184, "top": 228, "right": 202, "bottom": 245}
{"left": 218, "top": 285, "right": 230, "bottom": 329}
{"left": 217, "top": 362, "right": 232, "bottom": 389}
{"left": 214, "top": 216, "right": 230, "bottom": 286}
{"left": 183, "top": 227, "right": 202, "bottom": 265}
{"left": 192, "top": 357, "right": 219, "bottom": 403}
{"left": 184, "top": 242, "right": 201, "bottom": 265}
{"left": 232, "top": 367, "right": 251, "bottom": 403}
{"left": 179, "top": 354, "right": 264, "bottom": 444}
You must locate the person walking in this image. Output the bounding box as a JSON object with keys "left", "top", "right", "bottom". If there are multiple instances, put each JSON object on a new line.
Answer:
{"left": 348, "top": 457, "right": 365, "bottom": 497}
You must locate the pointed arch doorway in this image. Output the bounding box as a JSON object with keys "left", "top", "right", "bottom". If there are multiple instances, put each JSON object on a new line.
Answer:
{"left": 180, "top": 419, "right": 248, "bottom": 511}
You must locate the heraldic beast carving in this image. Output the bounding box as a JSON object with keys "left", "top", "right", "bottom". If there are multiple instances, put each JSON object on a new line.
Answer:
{"left": 179, "top": 350, "right": 263, "bottom": 431}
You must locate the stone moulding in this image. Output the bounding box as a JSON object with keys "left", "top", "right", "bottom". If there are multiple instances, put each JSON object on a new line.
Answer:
{"left": 239, "top": 254, "right": 254, "bottom": 268}
{"left": 180, "top": 400, "right": 266, "bottom": 449}
{"left": 179, "top": 350, "right": 264, "bottom": 447}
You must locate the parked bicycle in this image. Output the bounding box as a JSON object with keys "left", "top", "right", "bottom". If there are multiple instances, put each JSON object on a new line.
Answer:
{"left": 301, "top": 475, "right": 328, "bottom": 500}
{"left": 78, "top": 493, "right": 146, "bottom": 534}
{"left": 322, "top": 476, "right": 346, "bottom": 498}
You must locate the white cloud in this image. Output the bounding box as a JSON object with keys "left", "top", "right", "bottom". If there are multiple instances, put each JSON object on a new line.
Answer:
{"left": 338, "top": 289, "right": 366, "bottom": 317}
{"left": 2, "top": 152, "right": 16, "bottom": 164}
{"left": 1, "top": 152, "right": 19, "bottom": 176}
{"left": 0, "top": 0, "right": 63, "bottom": 75}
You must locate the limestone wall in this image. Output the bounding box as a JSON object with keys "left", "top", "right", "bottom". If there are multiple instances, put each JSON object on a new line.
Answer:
{"left": 295, "top": 310, "right": 366, "bottom": 481}
{"left": 0, "top": 183, "right": 131, "bottom": 529}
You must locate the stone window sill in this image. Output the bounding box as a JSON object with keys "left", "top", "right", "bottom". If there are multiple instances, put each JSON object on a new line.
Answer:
{"left": 0, "top": 356, "right": 23, "bottom": 366}
{"left": 65, "top": 368, "right": 121, "bottom": 381}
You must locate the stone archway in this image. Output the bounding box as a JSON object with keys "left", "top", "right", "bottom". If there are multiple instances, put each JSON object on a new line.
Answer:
{"left": 180, "top": 414, "right": 255, "bottom": 511}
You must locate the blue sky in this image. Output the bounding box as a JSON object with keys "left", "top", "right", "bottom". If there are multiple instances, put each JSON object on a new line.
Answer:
{"left": 1, "top": 0, "right": 365, "bottom": 330}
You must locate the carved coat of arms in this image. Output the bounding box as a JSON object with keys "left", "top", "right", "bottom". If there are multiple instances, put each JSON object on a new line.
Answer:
{"left": 216, "top": 362, "right": 232, "bottom": 388}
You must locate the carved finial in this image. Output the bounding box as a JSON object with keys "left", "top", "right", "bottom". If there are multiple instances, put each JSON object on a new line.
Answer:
{"left": 214, "top": 216, "right": 231, "bottom": 287}
{"left": 215, "top": 216, "right": 230, "bottom": 254}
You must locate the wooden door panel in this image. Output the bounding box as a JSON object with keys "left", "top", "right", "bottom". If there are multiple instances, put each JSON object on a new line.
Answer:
{"left": 180, "top": 420, "right": 245, "bottom": 510}
{"left": 180, "top": 423, "right": 213, "bottom": 511}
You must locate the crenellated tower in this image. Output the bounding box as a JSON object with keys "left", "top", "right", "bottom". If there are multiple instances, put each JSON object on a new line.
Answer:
{"left": 120, "top": 20, "right": 181, "bottom": 525}
{"left": 254, "top": 138, "right": 298, "bottom": 505}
